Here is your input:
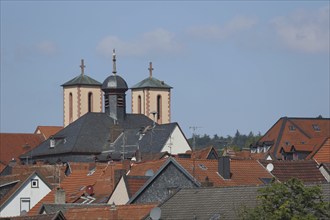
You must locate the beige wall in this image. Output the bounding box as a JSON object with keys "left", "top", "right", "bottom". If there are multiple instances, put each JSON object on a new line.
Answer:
{"left": 131, "top": 88, "right": 171, "bottom": 124}
{"left": 63, "top": 86, "right": 102, "bottom": 127}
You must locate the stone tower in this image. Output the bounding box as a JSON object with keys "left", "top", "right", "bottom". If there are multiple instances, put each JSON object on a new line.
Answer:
{"left": 62, "top": 59, "right": 102, "bottom": 127}
{"left": 131, "top": 62, "right": 172, "bottom": 124}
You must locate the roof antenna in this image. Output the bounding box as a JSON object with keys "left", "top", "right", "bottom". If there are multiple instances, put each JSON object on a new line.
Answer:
{"left": 80, "top": 59, "right": 85, "bottom": 76}
{"left": 112, "top": 49, "right": 117, "bottom": 75}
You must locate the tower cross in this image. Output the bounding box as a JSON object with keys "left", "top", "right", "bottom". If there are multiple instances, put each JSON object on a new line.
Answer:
{"left": 148, "top": 62, "right": 153, "bottom": 78}
{"left": 80, "top": 59, "right": 85, "bottom": 76}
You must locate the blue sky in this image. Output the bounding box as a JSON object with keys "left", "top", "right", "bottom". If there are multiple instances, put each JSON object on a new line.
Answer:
{"left": 1, "top": 1, "right": 329, "bottom": 138}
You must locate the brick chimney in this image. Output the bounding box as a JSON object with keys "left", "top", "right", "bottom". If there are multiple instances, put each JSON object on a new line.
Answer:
{"left": 218, "top": 156, "right": 231, "bottom": 179}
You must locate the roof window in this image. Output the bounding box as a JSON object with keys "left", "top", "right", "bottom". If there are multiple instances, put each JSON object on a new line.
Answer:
{"left": 198, "top": 164, "right": 207, "bottom": 170}
{"left": 288, "top": 125, "right": 296, "bottom": 131}
{"left": 312, "top": 124, "right": 320, "bottom": 131}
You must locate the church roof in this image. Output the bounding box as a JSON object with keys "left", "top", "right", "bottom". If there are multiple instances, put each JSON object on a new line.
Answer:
{"left": 61, "top": 74, "right": 102, "bottom": 87}
{"left": 19, "top": 113, "right": 174, "bottom": 163}
{"left": 131, "top": 76, "right": 172, "bottom": 89}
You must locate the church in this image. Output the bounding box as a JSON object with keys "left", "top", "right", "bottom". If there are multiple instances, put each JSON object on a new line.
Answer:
{"left": 20, "top": 50, "right": 191, "bottom": 164}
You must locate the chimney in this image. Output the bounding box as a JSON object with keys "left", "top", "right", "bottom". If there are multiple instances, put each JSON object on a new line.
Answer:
{"left": 55, "top": 188, "right": 66, "bottom": 204}
{"left": 201, "top": 176, "right": 214, "bottom": 187}
{"left": 218, "top": 156, "right": 230, "bottom": 179}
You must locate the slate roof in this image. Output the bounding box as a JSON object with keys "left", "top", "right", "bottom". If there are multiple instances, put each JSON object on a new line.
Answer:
{"left": 131, "top": 76, "right": 172, "bottom": 89}
{"left": 34, "top": 126, "right": 63, "bottom": 139}
{"left": 28, "top": 162, "right": 125, "bottom": 216}
{"left": 256, "top": 117, "right": 330, "bottom": 159}
{"left": 313, "top": 138, "right": 330, "bottom": 163}
{"left": 20, "top": 113, "right": 155, "bottom": 163}
{"left": 61, "top": 74, "right": 101, "bottom": 87}
{"left": 260, "top": 160, "right": 327, "bottom": 183}
{"left": 147, "top": 183, "right": 330, "bottom": 220}
{"left": 102, "top": 74, "right": 128, "bottom": 91}
{"left": 0, "top": 133, "right": 45, "bottom": 164}
{"left": 151, "top": 186, "right": 261, "bottom": 220}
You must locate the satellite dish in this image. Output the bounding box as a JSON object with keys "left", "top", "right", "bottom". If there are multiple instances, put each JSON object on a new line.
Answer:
{"left": 150, "top": 207, "right": 161, "bottom": 220}
{"left": 131, "top": 157, "right": 136, "bottom": 162}
{"left": 86, "top": 185, "right": 94, "bottom": 196}
{"left": 266, "top": 163, "right": 274, "bottom": 172}
{"left": 145, "top": 169, "right": 154, "bottom": 177}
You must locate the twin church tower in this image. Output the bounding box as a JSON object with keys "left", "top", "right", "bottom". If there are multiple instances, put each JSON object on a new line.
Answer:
{"left": 61, "top": 50, "right": 172, "bottom": 127}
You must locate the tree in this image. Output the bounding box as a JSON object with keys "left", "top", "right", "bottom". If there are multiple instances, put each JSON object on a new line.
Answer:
{"left": 240, "top": 178, "right": 330, "bottom": 220}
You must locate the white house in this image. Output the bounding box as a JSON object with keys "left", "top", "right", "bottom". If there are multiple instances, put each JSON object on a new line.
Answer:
{"left": 0, "top": 171, "right": 52, "bottom": 217}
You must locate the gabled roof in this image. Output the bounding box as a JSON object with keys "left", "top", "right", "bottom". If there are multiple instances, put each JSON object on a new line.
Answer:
{"left": 313, "top": 138, "right": 330, "bottom": 163}
{"left": 260, "top": 160, "right": 327, "bottom": 183}
{"left": 28, "top": 162, "right": 125, "bottom": 216}
{"left": 258, "top": 117, "right": 330, "bottom": 159}
{"left": 0, "top": 133, "right": 45, "bottom": 164}
{"left": 34, "top": 126, "right": 63, "bottom": 139}
{"left": 131, "top": 76, "right": 172, "bottom": 89}
{"left": 1, "top": 211, "right": 66, "bottom": 220}
{"left": 125, "top": 176, "right": 150, "bottom": 198}
{"left": 187, "top": 146, "right": 218, "bottom": 159}
{"left": 0, "top": 171, "right": 52, "bottom": 210}
{"left": 61, "top": 74, "right": 101, "bottom": 87}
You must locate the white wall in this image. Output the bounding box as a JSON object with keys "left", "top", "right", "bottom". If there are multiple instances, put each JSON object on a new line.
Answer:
{"left": 0, "top": 174, "right": 51, "bottom": 217}
{"left": 108, "top": 176, "right": 129, "bottom": 205}
{"left": 161, "top": 125, "right": 191, "bottom": 155}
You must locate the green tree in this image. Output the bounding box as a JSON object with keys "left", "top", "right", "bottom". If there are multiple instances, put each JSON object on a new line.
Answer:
{"left": 240, "top": 178, "right": 330, "bottom": 220}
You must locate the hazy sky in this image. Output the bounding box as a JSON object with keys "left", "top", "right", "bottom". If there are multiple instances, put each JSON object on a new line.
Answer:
{"left": 1, "top": 1, "right": 329, "bottom": 138}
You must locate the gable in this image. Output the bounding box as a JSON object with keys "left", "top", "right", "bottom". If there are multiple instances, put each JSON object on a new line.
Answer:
{"left": 108, "top": 176, "right": 129, "bottom": 205}
{"left": 160, "top": 124, "right": 191, "bottom": 154}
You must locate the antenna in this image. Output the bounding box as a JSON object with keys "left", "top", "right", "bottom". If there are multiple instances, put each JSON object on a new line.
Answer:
{"left": 189, "top": 126, "right": 201, "bottom": 152}
{"left": 266, "top": 163, "right": 274, "bottom": 172}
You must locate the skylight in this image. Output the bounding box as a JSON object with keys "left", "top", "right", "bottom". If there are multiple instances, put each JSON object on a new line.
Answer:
{"left": 312, "top": 124, "right": 320, "bottom": 131}
{"left": 198, "top": 164, "right": 207, "bottom": 170}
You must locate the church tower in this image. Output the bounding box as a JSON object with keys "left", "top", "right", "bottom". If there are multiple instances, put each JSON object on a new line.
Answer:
{"left": 131, "top": 62, "right": 172, "bottom": 124}
{"left": 102, "top": 50, "right": 128, "bottom": 121}
{"left": 62, "top": 59, "right": 102, "bottom": 127}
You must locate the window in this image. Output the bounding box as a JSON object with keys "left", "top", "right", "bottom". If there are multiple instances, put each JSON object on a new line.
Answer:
{"left": 31, "top": 179, "right": 39, "bottom": 188}
{"left": 288, "top": 125, "right": 296, "bottom": 131}
{"left": 50, "top": 138, "right": 55, "bottom": 148}
{"left": 88, "top": 92, "right": 93, "bottom": 112}
{"left": 138, "top": 95, "right": 142, "bottom": 114}
{"left": 69, "top": 93, "right": 73, "bottom": 123}
{"left": 20, "top": 198, "right": 30, "bottom": 214}
{"left": 117, "top": 95, "right": 124, "bottom": 107}
{"left": 312, "top": 124, "right": 320, "bottom": 131}
{"left": 157, "top": 95, "right": 162, "bottom": 121}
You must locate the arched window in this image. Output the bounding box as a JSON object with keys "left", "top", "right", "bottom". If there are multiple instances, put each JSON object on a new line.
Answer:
{"left": 88, "top": 92, "right": 93, "bottom": 112}
{"left": 69, "top": 93, "right": 73, "bottom": 123}
{"left": 157, "top": 95, "right": 162, "bottom": 121}
{"left": 138, "top": 95, "right": 142, "bottom": 114}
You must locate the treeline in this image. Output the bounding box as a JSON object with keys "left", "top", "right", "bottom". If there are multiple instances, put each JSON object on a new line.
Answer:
{"left": 187, "top": 130, "right": 262, "bottom": 151}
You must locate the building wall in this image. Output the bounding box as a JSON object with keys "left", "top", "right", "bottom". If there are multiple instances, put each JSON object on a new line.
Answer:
{"left": 132, "top": 163, "right": 196, "bottom": 204}
{"left": 131, "top": 88, "right": 171, "bottom": 124}
{"left": 0, "top": 174, "right": 51, "bottom": 217}
{"left": 63, "top": 86, "right": 102, "bottom": 127}
{"left": 108, "top": 176, "right": 130, "bottom": 205}
{"left": 161, "top": 125, "right": 191, "bottom": 155}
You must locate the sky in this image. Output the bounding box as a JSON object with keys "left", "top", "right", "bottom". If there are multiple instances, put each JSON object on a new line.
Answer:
{"left": 1, "top": 1, "right": 329, "bottom": 138}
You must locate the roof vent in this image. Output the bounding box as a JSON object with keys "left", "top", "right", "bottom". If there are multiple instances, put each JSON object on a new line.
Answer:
{"left": 145, "top": 169, "right": 154, "bottom": 177}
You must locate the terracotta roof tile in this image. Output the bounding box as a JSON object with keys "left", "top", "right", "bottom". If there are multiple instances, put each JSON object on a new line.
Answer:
{"left": 126, "top": 176, "right": 149, "bottom": 197}
{"left": 313, "top": 138, "right": 330, "bottom": 163}
{"left": 34, "top": 126, "right": 63, "bottom": 139}
{"left": 128, "top": 159, "right": 166, "bottom": 176}
{"left": 64, "top": 203, "right": 156, "bottom": 220}
{"left": 0, "top": 133, "right": 45, "bottom": 164}
{"left": 260, "top": 160, "right": 326, "bottom": 183}
{"left": 28, "top": 162, "right": 125, "bottom": 216}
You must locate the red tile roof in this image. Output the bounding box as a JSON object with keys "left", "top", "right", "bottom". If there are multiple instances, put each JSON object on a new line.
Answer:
{"left": 313, "top": 138, "right": 330, "bottom": 163}
{"left": 64, "top": 203, "right": 156, "bottom": 220}
{"left": 260, "top": 160, "right": 326, "bottom": 183}
{"left": 128, "top": 159, "right": 167, "bottom": 176}
{"left": 126, "top": 176, "right": 149, "bottom": 197}
{"left": 258, "top": 117, "right": 330, "bottom": 159}
{"left": 184, "top": 146, "right": 219, "bottom": 159}
{"left": 0, "top": 133, "right": 45, "bottom": 164}
{"left": 224, "top": 149, "right": 268, "bottom": 160}
{"left": 28, "top": 162, "right": 125, "bottom": 216}
{"left": 34, "top": 126, "right": 63, "bottom": 139}
{"left": 176, "top": 158, "right": 273, "bottom": 186}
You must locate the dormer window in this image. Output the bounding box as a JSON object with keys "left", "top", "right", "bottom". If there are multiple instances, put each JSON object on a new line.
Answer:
{"left": 312, "top": 124, "right": 320, "bottom": 131}
{"left": 288, "top": 125, "right": 295, "bottom": 131}
{"left": 50, "top": 138, "right": 55, "bottom": 148}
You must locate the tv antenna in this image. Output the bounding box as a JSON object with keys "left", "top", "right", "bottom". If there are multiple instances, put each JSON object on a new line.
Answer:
{"left": 189, "top": 126, "right": 201, "bottom": 152}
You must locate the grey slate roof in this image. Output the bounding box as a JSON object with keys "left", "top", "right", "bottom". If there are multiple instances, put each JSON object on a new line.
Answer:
{"left": 61, "top": 74, "right": 101, "bottom": 87}
{"left": 19, "top": 113, "right": 178, "bottom": 163}
{"left": 102, "top": 74, "right": 128, "bottom": 90}
{"left": 131, "top": 76, "right": 172, "bottom": 89}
